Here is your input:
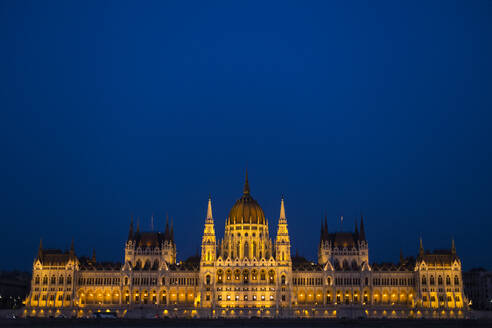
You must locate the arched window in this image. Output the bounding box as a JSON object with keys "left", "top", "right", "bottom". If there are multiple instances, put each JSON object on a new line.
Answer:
{"left": 422, "top": 276, "right": 427, "bottom": 285}
{"left": 446, "top": 275, "right": 451, "bottom": 285}
{"left": 243, "top": 270, "right": 249, "bottom": 284}
{"left": 454, "top": 275, "right": 459, "bottom": 285}
{"left": 281, "top": 275, "right": 286, "bottom": 285}
{"left": 244, "top": 242, "right": 249, "bottom": 259}
{"left": 58, "top": 276, "right": 64, "bottom": 285}
{"left": 226, "top": 270, "right": 232, "bottom": 281}
{"left": 365, "top": 277, "right": 368, "bottom": 285}
{"left": 438, "top": 276, "right": 443, "bottom": 285}
{"left": 67, "top": 276, "right": 71, "bottom": 284}
{"left": 268, "top": 270, "right": 275, "bottom": 284}
{"left": 281, "top": 252, "right": 285, "bottom": 261}
{"left": 217, "top": 270, "right": 223, "bottom": 284}
{"left": 430, "top": 275, "right": 435, "bottom": 285}
{"left": 35, "top": 275, "right": 40, "bottom": 284}
{"left": 125, "top": 277, "right": 130, "bottom": 285}
{"left": 253, "top": 242, "right": 257, "bottom": 258}
{"left": 343, "top": 260, "right": 349, "bottom": 269}
{"left": 136, "top": 260, "right": 142, "bottom": 269}
{"left": 51, "top": 275, "right": 56, "bottom": 284}
{"left": 206, "top": 275, "right": 211, "bottom": 285}
{"left": 207, "top": 251, "right": 210, "bottom": 261}
{"left": 260, "top": 270, "right": 266, "bottom": 281}
{"left": 327, "top": 277, "right": 331, "bottom": 285}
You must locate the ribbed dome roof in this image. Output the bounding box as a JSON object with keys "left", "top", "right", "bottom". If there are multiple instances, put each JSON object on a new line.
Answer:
{"left": 227, "top": 172, "right": 266, "bottom": 225}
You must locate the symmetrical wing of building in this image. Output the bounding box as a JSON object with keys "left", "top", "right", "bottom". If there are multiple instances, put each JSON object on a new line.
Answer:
{"left": 25, "top": 174, "right": 468, "bottom": 319}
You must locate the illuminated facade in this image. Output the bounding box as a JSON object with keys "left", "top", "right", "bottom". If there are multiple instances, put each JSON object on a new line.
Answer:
{"left": 25, "top": 173, "right": 468, "bottom": 319}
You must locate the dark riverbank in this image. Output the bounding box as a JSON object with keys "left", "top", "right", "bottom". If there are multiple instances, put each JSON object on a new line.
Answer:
{"left": 1, "top": 318, "right": 492, "bottom": 328}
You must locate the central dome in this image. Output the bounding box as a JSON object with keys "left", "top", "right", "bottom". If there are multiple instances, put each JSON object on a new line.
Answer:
{"left": 227, "top": 172, "right": 266, "bottom": 225}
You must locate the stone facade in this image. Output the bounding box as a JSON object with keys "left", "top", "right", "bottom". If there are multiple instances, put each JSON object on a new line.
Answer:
{"left": 24, "top": 174, "right": 468, "bottom": 319}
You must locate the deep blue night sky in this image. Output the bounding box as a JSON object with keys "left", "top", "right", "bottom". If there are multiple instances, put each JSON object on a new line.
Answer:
{"left": 1, "top": 1, "right": 491, "bottom": 271}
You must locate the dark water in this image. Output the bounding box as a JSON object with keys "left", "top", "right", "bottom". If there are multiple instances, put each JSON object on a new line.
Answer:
{"left": 1, "top": 319, "right": 491, "bottom": 328}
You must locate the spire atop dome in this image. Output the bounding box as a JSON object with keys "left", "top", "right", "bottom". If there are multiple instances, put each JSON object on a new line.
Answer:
{"left": 243, "top": 168, "right": 250, "bottom": 195}
{"left": 227, "top": 170, "right": 266, "bottom": 226}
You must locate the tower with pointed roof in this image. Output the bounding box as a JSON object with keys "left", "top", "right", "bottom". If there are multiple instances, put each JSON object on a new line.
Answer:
{"left": 318, "top": 214, "right": 332, "bottom": 265}
{"left": 199, "top": 196, "right": 217, "bottom": 308}
{"left": 275, "top": 196, "right": 291, "bottom": 265}
{"left": 201, "top": 196, "right": 217, "bottom": 265}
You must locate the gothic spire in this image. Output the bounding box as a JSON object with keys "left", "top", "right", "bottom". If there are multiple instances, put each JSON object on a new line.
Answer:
{"left": 451, "top": 237, "right": 456, "bottom": 255}
{"left": 359, "top": 215, "right": 366, "bottom": 241}
{"left": 92, "top": 249, "right": 96, "bottom": 262}
{"left": 69, "top": 239, "right": 75, "bottom": 258}
{"left": 419, "top": 236, "right": 424, "bottom": 256}
{"left": 279, "top": 195, "right": 286, "bottom": 221}
{"left": 324, "top": 214, "right": 328, "bottom": 239}
{"left": 164, "top": 213, "right": 170, "bottom": 240}
{"left": 37, "top": 238, "right": 43, "bottom": 259}
{"left": 243, "top": 168, "right": 250, "bottom": 195}
{"left": 128, "top": 217, "right": 134, "bottom": 240}
{"left": 207, "top": 195, "right": 213, "bottom": 221}
{"left": 320, "top": 219, "right": 324, "bottom": 244}
{"left": 354, "top": 218, "right": 359, "bottom": 236}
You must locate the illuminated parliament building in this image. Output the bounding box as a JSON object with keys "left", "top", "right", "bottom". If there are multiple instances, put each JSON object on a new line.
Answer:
{"left": 25, "top": 173, "right": 468, "bottom": 319}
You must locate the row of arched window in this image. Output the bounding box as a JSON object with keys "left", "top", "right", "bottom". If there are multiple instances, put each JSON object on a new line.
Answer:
{"left": 215, "top": 269, "right": 276, "bottom": 284}
{"left": 293, "top": 277, "right": 324, "bottom": 286}
{"left": 78, "top": 277, "right": 119, "bottom": 286}
{"left": 421, "top": 274, "right": 459, "bottom": 286}
{"left": 34, "top": 275, "right": 72, "bottom": 285}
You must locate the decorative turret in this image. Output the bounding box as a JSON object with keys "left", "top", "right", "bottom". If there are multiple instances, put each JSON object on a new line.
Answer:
{"left": 275, "top": 195, "right": 291, "bottom": 264}
{"left": 318, "top": 214, "right": 331, "bottom": 265}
